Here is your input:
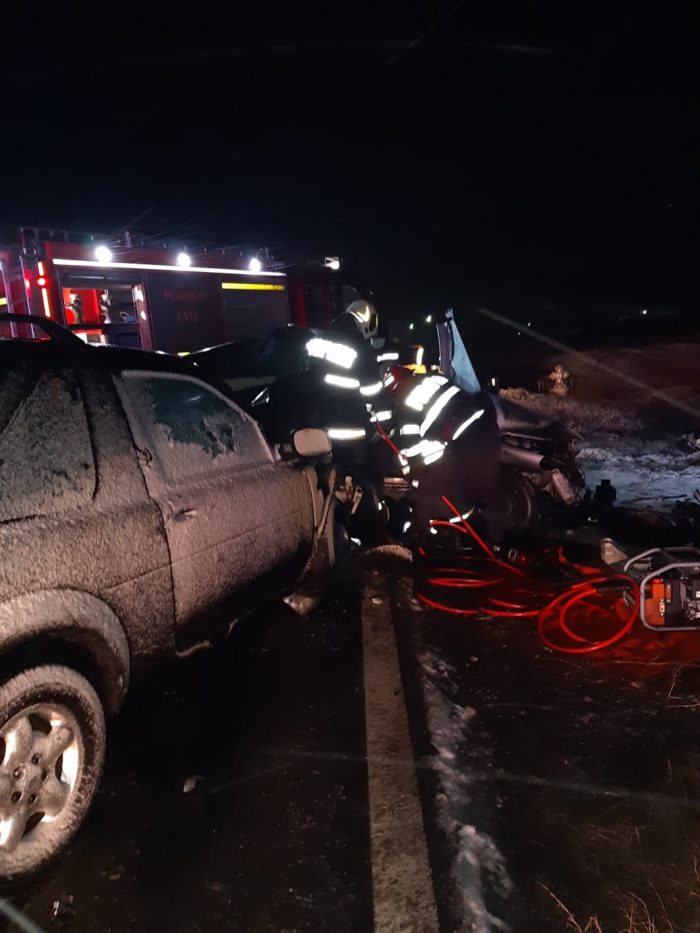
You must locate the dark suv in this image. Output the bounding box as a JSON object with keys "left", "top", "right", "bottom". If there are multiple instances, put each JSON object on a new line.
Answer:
{"left": 0, "top": 334, "right": 338, "bottom": 880}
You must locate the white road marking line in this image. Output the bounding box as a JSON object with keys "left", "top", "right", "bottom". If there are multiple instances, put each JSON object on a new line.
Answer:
{"left": 362, "top": 572, "right": 439, "bottom": 932}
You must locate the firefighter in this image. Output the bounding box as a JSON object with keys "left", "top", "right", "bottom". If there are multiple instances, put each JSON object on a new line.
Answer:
{"left": 389, "top": 309, "right": 505, "bottom": 551}
{"left": 408, "top": 387, "right": 504, "bottom": 550}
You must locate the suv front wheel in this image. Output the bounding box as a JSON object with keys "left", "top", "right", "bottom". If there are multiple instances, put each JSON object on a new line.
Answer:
{"left": 0, "top": 665, "right": 106, "bottom": 882}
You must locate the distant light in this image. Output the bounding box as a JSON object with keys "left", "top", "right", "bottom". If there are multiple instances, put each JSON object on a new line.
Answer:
{"left": 425, "top": 315, "right": 432, "bottom": 324}
{"left": 95, "top": 245, "right": 113, "bottom": 263}
{"left": 408, "top": 322, "right": 414, "bottom": 331}
{"left": 403, "top": 521, "right": 412, "bottom": 533}
{"left": 325, "top": 374, "right": 361, "bottom": 390}
{"left": 351, "top": 537, "right": 362, "bottom": 545}
{"left": 176, "top": 252, "right": 191, "bottom": 268}
{"left": 527, "top": 321, "right": 532, "bottom": 327}
{"left": 248, "top": 257, "right": 262, "bottom": 273}
{"left": 325, "top": 256, "right": 341, "bottom": 271}
{"left": 641, "top": 308, "right": 648, "bottom": 315}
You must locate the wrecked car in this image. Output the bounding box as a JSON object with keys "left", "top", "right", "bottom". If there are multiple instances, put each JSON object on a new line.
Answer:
{"left": 0, "top": 333, "right": 340, "bottom": 880}
{"left": 385, "top": 310, "right": 586, "bottom": 530}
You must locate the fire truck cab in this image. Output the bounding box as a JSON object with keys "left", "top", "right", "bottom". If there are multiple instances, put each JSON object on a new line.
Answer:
{"left": 0, "top": 227, "right": 350, "bottom": 352}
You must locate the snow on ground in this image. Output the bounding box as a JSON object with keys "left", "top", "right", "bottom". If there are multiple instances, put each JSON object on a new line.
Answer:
{"left": 501, "top": 389, "right": 700, "bottom": 508}
{"left": 418, "top": 646, "right": 512, "bottom": 931}
{"left": 581, "top": 434, "right": 700, "bottom": 506}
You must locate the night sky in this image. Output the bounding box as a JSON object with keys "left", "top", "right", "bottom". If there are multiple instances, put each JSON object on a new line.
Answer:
{"left": 2, "top": 2, "right": 697, "bottom": 324}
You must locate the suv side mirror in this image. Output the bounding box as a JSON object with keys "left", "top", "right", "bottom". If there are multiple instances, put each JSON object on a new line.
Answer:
{"left": 292, "top": 428, "right": 332, "bottom": 458}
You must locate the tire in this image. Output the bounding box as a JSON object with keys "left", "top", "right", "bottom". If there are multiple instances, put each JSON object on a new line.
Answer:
{"left": 0, "top": 665, "right": 106, "bottom": 882}
{"left": 501, "top": 469, "right": 540, "bottom": 531}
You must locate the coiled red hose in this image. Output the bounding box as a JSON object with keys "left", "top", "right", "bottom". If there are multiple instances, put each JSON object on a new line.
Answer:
{"left": 415, "top": 497, "right": 640, "bottom": 654}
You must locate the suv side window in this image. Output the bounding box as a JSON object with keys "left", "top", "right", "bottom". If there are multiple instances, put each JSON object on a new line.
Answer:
{"left": 0, "top": 367, "right": 96, "bottom": 522}
{"left": 115, "top": 372, "right": 272, "bottom": 484}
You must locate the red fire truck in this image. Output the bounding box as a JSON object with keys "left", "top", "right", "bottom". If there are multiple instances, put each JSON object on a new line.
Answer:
{"left": 0, "top": 227, "right": 350, "bottom": 351}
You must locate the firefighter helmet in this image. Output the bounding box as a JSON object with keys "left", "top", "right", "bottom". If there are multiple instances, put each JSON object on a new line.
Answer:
{"left": 343, "top": 300, "right": 379, "bottom": 341}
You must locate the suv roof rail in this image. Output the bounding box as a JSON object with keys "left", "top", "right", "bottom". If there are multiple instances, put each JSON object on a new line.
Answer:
{"left": 0, "top": 313, "right": 83, "bottom": 345}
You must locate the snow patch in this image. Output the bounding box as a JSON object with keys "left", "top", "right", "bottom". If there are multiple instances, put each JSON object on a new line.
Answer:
{"left": 581, "top": 434, "right": 700, "bottom": 506}
{"left": 500, "top": 388, "right": 700, "bottom": 507}
{"left": 419, "top": 648, "right": 512, "bottom": 930}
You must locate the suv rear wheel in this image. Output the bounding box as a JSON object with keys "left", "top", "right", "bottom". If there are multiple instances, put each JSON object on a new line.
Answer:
{"left": 0, "top": 665, "right": 106, "bottom": 881}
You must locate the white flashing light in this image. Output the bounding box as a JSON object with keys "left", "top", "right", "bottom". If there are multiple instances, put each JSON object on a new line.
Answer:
{"left": 403, "top": 520, "right": 412, "bottom": 533}
{"left": 360, "top": 381, "right": 383, "bottom": 397}
{"left": 425, "top": 315, "right": 432, "bottom": 324}
{"left": 377, "top": 352, "right": 399, "bottom": 362}
{"left": 641, "top": 308, "right": 648, "bottom": 315}
{"left": 94, "top": 245, "right": 113, "bottom": 263}
{"left": 404, "top": 375, "right": 447, "bottom": 411}
{"left": 415, "top": 346, "right": 424, "bottom": 367}
{"left": 399, "top": 423, "right": 420, "bottom": 435}
{"left": 408, "top": 322, "right": 414, "bottom": 331}
{"left": 306, "top": 337, "right": 357, "bottom": 370}
{"left": 176, "top": 252, "right": 191, "bottom": 268}
{"left": 419, "top": 385, "right": 460, "bottom": 436}
{"left": 52, "top": 258, "right": 285, "bottom": 277}
{"left": 248, "top": 257, "right": 262, "bottom": 273}
{"left": 325, "top": 256, "right": 341, "bottom": 271}
{"left": 452, "top": 408, "right": 485, "bottom": 440}
{"left": 370, "top": 410, "right": 392, "bottom": 422}
{"left": 328, "top": 427, "right": 367, "bottom": 440}
{"left": 325, "top": 374, "right": 361, "bottom": 390}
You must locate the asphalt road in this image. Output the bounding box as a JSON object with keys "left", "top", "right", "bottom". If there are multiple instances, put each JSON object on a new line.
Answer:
{"left": 5, "top": 545, "right": 700, "bottom": 932}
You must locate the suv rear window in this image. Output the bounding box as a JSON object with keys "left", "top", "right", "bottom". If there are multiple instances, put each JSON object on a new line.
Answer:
{"left": 0, "top": 366, "right": 96, "bottom": 522}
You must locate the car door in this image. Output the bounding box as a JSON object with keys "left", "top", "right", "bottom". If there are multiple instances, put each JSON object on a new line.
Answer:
{"left": 114, "top": 370, "right": 315, "bottom": 635}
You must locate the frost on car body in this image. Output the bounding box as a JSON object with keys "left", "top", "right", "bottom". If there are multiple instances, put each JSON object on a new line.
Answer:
{"left": 0, "top": 339, "right": 336, "bottom": 879}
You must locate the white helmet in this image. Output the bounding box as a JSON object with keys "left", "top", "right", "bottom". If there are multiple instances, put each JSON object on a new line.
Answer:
{"left": 344, "top": 300, "right": 379, "bottom": 341}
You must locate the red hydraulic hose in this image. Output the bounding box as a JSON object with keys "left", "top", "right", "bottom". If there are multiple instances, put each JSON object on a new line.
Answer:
{"left": 415, "top": 505, "right": 641, "bottom": 654}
